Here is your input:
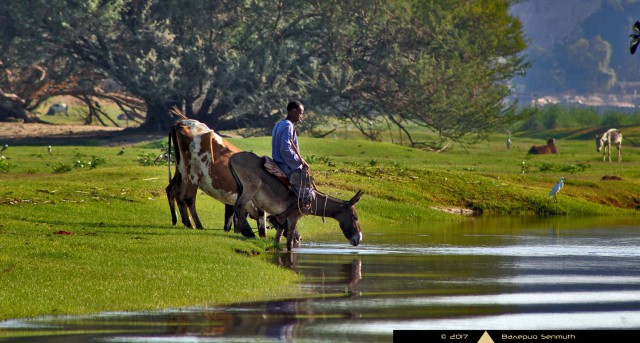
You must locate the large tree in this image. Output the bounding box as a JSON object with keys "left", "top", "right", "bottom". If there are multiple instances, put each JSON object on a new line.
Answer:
{"left": 2, "top": 0, "right": 529, "bottom": 147}
{"left": 0, "top": 0, "right": 144, "bottom": 124}
{"left": 302, "top": 0, "right": 529, "bottom": 147}
{"left": 53, "top": 0, "right": 321, "bottom": 131}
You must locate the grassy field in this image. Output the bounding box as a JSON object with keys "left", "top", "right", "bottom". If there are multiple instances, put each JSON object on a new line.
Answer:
{"left": 0, "top": 144, "right": 303, "bottom": 322}
{"left": 1, "top": 127, "right": 640, "bottom": 322}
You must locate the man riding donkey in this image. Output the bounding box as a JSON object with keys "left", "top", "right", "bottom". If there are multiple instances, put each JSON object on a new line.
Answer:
{"left": 271, "top": 101, "right": 316, "bottom": 209}
{"left": 266, "top": 101, "right": 317, "bottom": 245}
{"left": 229, "top": 101, "right": 363, "bottom": 250}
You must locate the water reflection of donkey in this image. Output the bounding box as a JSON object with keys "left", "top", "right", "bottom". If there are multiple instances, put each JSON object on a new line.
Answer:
{"left": 274, "top": 252, "right": 363, "bottom": 297}
{"left": 596, "top": 128, "right": 622, "bottom": 162}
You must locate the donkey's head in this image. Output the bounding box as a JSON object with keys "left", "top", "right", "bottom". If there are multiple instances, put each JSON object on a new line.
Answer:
{"left": 336, "top": 190, "right": 364, "bottom": 246}
{"left": 595, "top": 134, "right": 605, "bottom": 152}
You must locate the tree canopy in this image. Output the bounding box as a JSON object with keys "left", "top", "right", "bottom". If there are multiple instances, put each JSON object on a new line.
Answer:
{"left": 0, "top": 0, "right": 529, "bottom": 148}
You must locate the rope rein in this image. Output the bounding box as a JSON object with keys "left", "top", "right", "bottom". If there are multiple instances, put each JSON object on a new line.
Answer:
{"left": 295, "top": 168, "right": 328, "bottom": 223}
{"left": 289, "top": 133, "right": 329, "bottom": 222}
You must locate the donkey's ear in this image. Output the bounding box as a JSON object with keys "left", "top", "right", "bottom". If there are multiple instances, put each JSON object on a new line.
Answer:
{"left": 349, "top": 190, "right": 364, "bottom": 206}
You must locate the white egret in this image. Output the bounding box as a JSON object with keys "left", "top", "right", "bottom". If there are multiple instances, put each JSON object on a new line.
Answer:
{"left": 548, "top": 177, "right": 564, "bottom": 201}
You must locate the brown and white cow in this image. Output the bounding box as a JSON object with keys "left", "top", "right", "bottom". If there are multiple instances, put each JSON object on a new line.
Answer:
{"left": 166, "top": 116, "right": 266, "bottom": 237}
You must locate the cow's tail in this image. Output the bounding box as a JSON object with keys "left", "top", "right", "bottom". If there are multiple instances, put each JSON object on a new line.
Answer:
{"left": 167, "top": 126, "right": 173, "bottom": 183}
{"left": 166, "top": 124, "right": 180, "bottom": 226}
{"left": 167, "top": 124, "right": 180, "bottom": 183}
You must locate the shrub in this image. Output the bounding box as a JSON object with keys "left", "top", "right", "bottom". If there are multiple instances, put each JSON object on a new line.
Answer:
{"left": 305, "top": 154, "right": 333, "bottom": 165}
{"left": 0, "top": 156, "right": 14, "bottom": 173}
{"left": 53, "top": 163, "right": 73, "bottom": 173}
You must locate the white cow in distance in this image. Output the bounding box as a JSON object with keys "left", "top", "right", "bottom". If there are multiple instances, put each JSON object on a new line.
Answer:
{"left": 46, "top": 103, "right": 68, "bottom": 115}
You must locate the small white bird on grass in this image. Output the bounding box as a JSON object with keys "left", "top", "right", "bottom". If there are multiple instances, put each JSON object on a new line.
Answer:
{"left": 48, "top": 145, "right": 52, "bottom": 154}
{"left": 548, "top": 177, "right": 564, "bottom": 201}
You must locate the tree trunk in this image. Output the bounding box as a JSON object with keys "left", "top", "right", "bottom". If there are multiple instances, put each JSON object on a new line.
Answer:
{"left": 139, "top": 101, "right": 175, "bottom": 132}
{"left": 0, "top": 99, "right": 40, "bottom": 123}
{"left": 196, "top": 101, "right": 234, "bottom": 130}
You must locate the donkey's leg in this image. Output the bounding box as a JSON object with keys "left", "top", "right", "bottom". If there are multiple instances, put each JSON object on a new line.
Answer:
{"left": 256, "top": 209, "right": 266, "bottom": 238}
{"left": 618, "top": 143, "right": 622, "bottom": 162}
{"left": 285, "top": 219, "right": 301, "bottom": 251}
{"left": 268, "top": 214, "right": 287, "bottom": 246}
{"left": 285, "top": 226, "right": 302, "bottom": 250}
{"left": 274, "top": 227, "right": 284, "bottom": 245}
{"left": 234, "top": 192, "right": 256, "bottom": 238}
{"left": 286, "top": 226, "right": 294, "bottom": 251}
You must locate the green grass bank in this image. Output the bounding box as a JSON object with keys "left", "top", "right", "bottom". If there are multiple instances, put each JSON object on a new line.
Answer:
{"left": 1, "top": 130, "right": 640, "bottom": 322}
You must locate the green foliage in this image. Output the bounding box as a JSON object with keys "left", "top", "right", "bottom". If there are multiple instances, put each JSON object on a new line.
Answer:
{"left": 0, "top": 155, "right": 14, "bottom": 172}
{"left": 137, "top": 153, "right": 165, "bottom": 166}
{"left": 538, "top": 162, "right": 591, "bottom": 174}
{"left": 601, "top": 111, "right": 628, "bottom": 127}
{"left": 72, "top": 155, "right": 105, "bottom": 169}
{"left": 305, "top": 154, "right": 333, "bottom": 166}
{"left": 52, "top": 163, "right": 73, "bottom": 173}
{"left": 306, "top": 0, "right": 529, "bottom": 147}
{"left": 517, "top": 105, "right": 640, "bottom": 131}
{"left": 137, "top": 142, "right": 170, "bottom": 166}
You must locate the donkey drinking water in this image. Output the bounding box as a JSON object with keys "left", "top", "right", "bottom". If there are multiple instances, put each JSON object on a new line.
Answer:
{"left": 596, "top": 128, "right": 622, "bottom": 162}
{"left": 229, "top": 151, "right": 363, "bottom": 251}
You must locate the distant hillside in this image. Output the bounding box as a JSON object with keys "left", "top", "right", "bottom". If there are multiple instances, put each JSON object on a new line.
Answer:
{"left": 509, "top": 0, "right": 640, "bottom": 107}
{"left": 512, "top": 0, "right": 605, "bottom": 51}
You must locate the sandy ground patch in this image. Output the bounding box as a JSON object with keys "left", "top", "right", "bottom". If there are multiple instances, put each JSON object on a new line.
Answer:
{"left": 0, "top": 122, "right": 164, "bottom": 146}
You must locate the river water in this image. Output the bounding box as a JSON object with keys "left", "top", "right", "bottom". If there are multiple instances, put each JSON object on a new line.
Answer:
{"left": 2, "top": 216, "right": 640, "bottom": 342}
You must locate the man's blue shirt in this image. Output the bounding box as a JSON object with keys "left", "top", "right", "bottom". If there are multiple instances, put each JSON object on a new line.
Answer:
{"left": 272, "top": 119, "right": 302, "bottom": 177}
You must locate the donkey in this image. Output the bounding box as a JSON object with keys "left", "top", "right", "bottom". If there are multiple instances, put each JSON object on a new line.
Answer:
{"left": 229, "top": 151, "right": 363, "bottom": 251}
{"left": 528, "top": 138, "right": 557, "bottom": 154}
{"left": 596, "top": 128, "right": 622, "bottom": 162}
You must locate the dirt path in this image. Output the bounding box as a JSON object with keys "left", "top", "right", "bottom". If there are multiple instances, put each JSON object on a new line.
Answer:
{"left": 0, "top": 122, "right": 165, "bottom": 146}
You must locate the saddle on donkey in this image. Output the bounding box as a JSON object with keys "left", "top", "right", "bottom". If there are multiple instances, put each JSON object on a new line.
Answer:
{"left": 262, "top": 155, "right": 316, "bottom": 193}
